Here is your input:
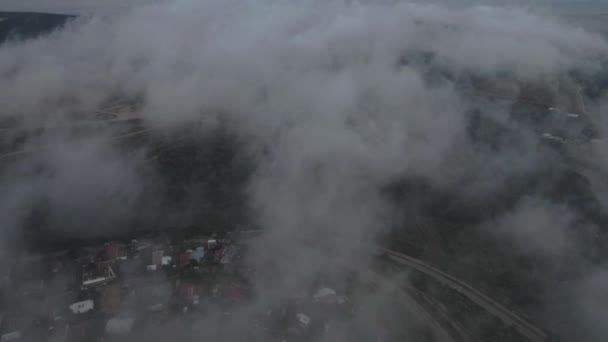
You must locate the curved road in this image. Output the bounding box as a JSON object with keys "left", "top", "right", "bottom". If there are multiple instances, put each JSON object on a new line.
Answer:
{"left": 234, "top": 230, "right": 549, "bottom": 341}
{"left": 378, "top": 248, "right": 549, "bottom": 342}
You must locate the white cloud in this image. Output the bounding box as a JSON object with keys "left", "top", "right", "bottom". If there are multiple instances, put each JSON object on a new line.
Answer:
{"left": 1, "top": 1, "right": 608, "bottom": 340}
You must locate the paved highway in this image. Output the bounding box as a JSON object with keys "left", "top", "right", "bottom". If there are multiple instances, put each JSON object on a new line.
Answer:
{"left": 234, "top": 231, "right": 549, "bottom": 341}
{"left": 379, "top": 248, "right": 549, "bottom": 342}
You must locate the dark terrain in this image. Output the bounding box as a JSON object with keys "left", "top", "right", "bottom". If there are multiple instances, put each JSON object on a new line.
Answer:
{"left": 0, "top": 12, "right": 74, "bottom": 43}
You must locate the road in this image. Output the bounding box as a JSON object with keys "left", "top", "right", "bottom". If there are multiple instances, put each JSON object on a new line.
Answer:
{"left": 234, "top": 231, "right": 550, "bottom": 341}
{"left": 0, "top": 116, "right": 143, "bottom": 133}
{"left": 0, "top": 125, "right": 155, "bottom": 161}
{"left": 379, "top": 248, "right": 549, "bottom": 342}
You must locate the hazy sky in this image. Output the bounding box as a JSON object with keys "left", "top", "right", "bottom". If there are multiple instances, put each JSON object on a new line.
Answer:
{"left": 0, "top": 0, "right": 163, "bottom": 14}
{"left": 1, "top": 0, "right": 607, "bottom": 14}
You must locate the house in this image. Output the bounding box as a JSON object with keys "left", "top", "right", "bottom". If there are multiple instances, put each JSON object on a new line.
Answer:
{"left": 190, "top": 247, "right": 205, "bottom": 263}
{"left": 313, "top": 288, "right": 337, "bottom": 304}
{"left": 180, "top": 250, "right": 192, "bottom": 266}
{"left": 105, "top": 316, "right": 134, "bottom": 335}
{"left": 99, "top": 284, "right": 125, "bottom": 315}
{"left": 179, "top": 283, "right": 195, "bottom": 299}
{"left": 97, "top": 243, "right": 127, "bottom": 261}
{"left": 216, "top": 250, "right": 225, "bottom": 264}
{"left": 220, "top": 245, "right": 238, "bottom": 264}
{"left": 178, "top": 282, "right": 203, "bottom": 306}
{"left": 69, "top": 300, "right": 94, "bottom": 315}
{"left": 82, "top": 265, "right": 116, "bottom": 287}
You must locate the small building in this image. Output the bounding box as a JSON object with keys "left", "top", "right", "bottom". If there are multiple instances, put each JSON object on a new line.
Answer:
{"left": 82, "top": 266, "right": 116, "bottom": 288}
{"left": 179, "top": 283, "right": 195, "bottom": 299}
{"left": 105, "top": 316, "right": 134, "bottom": 335}
{"left": 313, "top": 288, "right": 337, "bottom": 303}
{"left": 213, "top": 248, "right": 224, "bottom": 262}
{"left": 69, "top": 300, "right": 94, "bottom": 315}
{"left": 180, "top": 250, "right": 192, "bottom": 266}
{"left": 103, "top": 243, "right": 127, "bottom": 260}
{"left": 220, "top": 245, "right": 238, "bottom": 264}
{"left": 190, "top": 247, "right": 205, "bottom": 263}
{"left": 99, "top": 284, "right": 125, "bottom": 315}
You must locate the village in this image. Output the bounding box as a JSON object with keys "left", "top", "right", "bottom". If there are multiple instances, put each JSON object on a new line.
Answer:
{"left": 0, "top": 233, "right": 357, "bottom": 342}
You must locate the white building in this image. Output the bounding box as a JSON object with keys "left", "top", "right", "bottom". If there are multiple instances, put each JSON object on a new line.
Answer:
{"left": 82, "top": 266, "right": 116, "bottom": 287}
{"left": 69, "top": 300, "right": 94, "bottom": 314}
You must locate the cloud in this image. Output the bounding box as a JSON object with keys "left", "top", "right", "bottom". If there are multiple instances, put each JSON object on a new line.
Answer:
{"left": 490, "top": 197, "right": 576, "bottom": 257}
{"left": 0, "top": 134, "right": 159, "bottom": 242}
{"left": 1, "top": 0, "right": 608, "bottom": 340}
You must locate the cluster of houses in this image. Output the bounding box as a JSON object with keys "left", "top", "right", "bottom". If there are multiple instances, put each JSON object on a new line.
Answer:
{"left": 0, "top": 236, "right": 245, "bottom": 342}
{"left": 0, "top": 233, "right": 358, "bottom": 342}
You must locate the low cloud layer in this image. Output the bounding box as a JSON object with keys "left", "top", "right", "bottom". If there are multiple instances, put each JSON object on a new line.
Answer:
{"left": 1, "top": 0, "right": 608, "bottom": 340}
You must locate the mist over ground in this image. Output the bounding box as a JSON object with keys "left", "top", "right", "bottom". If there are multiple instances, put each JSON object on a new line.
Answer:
{"left": 1, "top": 0, "right": 608, "bottom": 341}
